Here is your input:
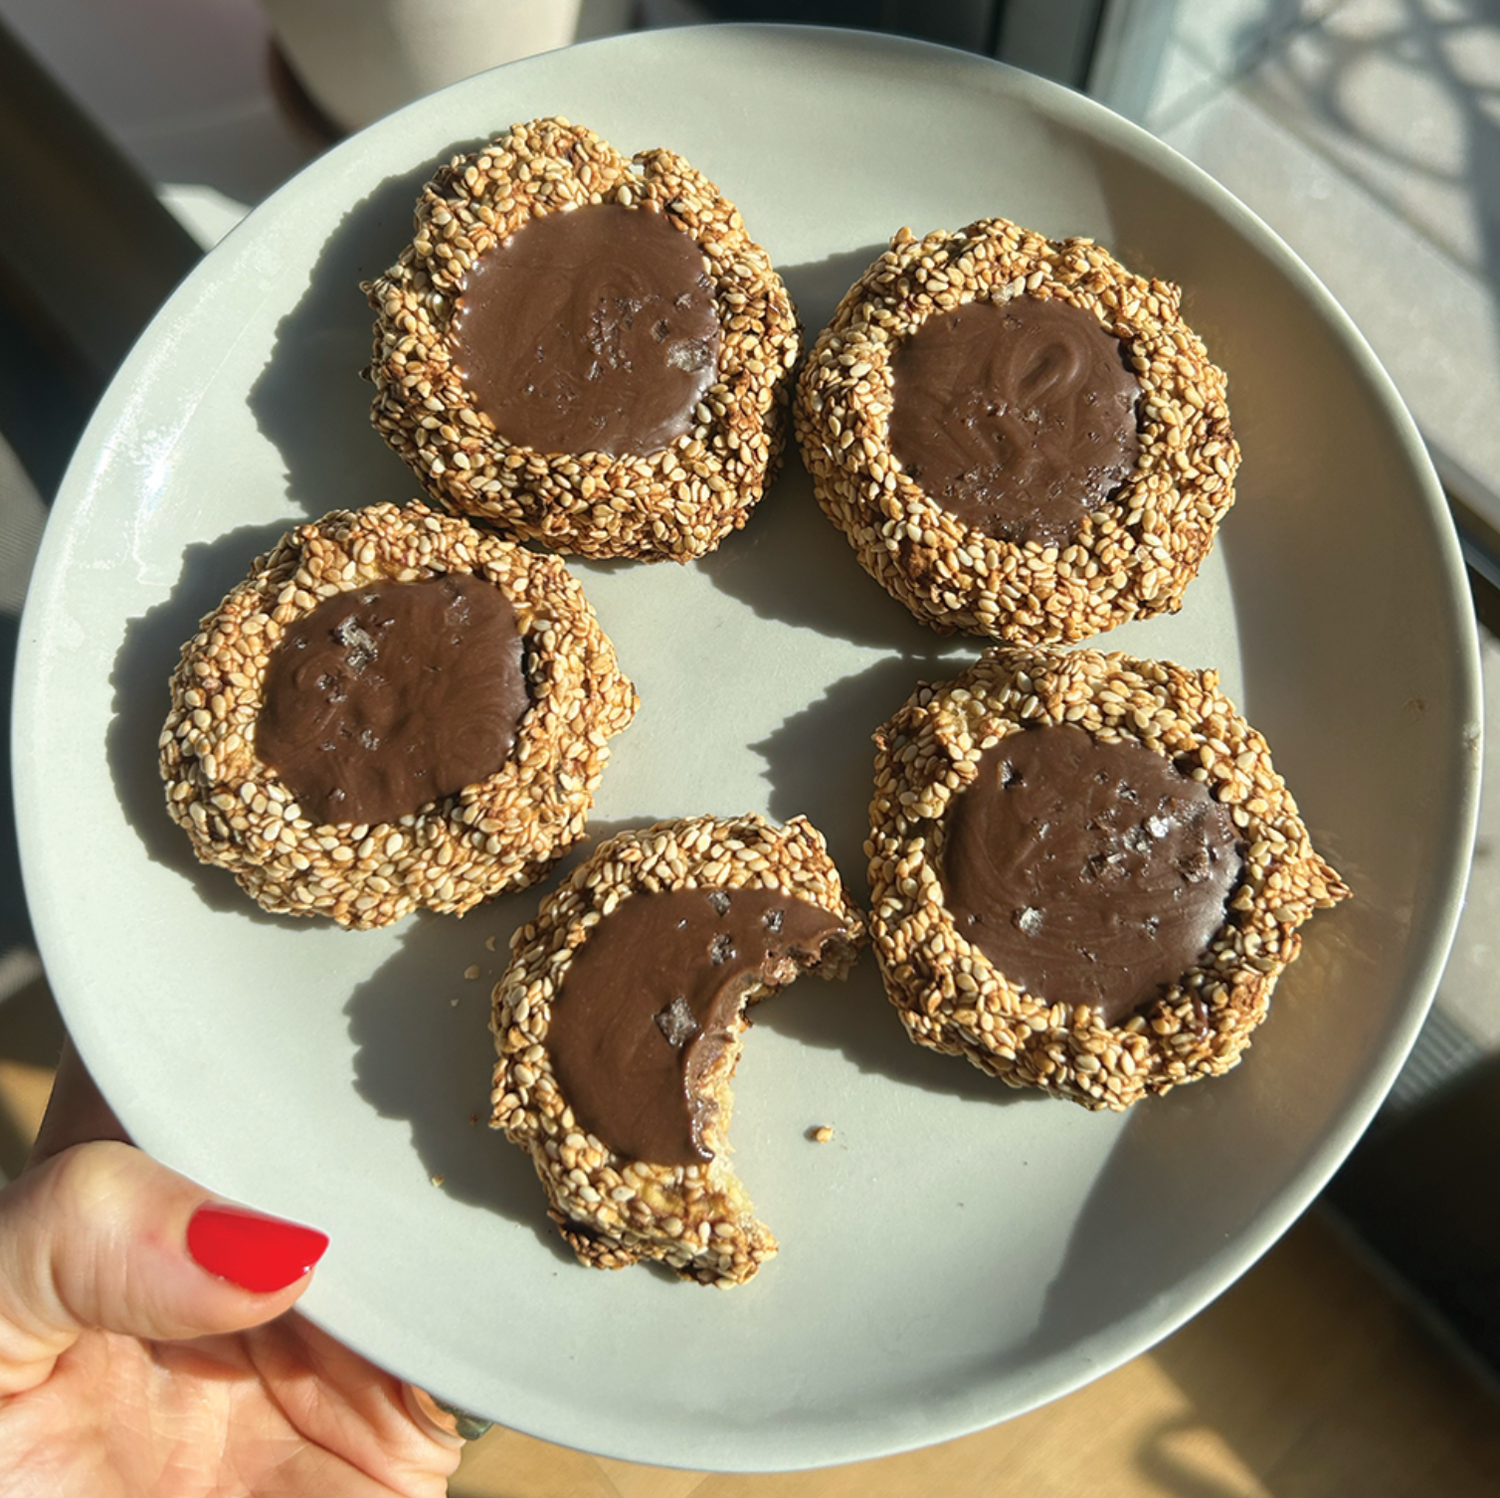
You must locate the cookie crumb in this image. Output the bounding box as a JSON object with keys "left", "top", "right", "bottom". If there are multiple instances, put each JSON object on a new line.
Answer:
{"left": 464, "top": 964, "right": 482, "bottom": 980}
{"left": 430, "top": 1173, "right": 446, "bottom": 1187}
{"left": 809, "top": 1125, "right": 834, "bottom": 1144}
{"left": 484, "top": 935, "right": 497, "bottom": 952}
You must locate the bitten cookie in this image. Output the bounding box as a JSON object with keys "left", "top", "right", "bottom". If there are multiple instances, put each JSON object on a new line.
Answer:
{"left": 796, "top": 219, "right": 1238, "bottom": 642}
{"left": 159, "top": 501, "right": 637, "bottom": 929}
{"left": 365, "top": 116, "right": 800, "bottom": 562}
{"left": 490, "top": 814, "right": 865, "bottom": 1286}
{"left": 868, "top": 647, "right": 1348, "bottom": 1110}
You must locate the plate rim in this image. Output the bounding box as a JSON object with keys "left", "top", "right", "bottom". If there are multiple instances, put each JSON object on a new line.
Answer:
{"left": 12, "top": 22, "right": 1484, "bottom": 1471}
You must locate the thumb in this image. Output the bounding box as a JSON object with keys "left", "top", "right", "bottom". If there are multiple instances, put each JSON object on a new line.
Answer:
{"left": 0, "top": 1139, "right": 328, "bottom": 1394}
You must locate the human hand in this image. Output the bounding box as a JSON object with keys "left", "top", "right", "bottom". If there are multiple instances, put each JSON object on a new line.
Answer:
{"left": 0, "top": 1041, "right": 467, "bottom": 1497}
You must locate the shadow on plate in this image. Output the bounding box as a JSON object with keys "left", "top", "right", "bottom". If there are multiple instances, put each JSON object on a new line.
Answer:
{"left": 246, "top": 138, "right": 491, "bottom": 518}
{"left": 748, "top": 649, "right": 1046, "bottom": 1106}
{"left": 339, "top": 816, "right": 672, "bottom": 1260}
{"left": 777, "top": 242, "right": 886, "bottom": 336}
{"left": 343, "top": 901, "right": 574, "bottom": 1264}
{"left": 105, "top": 519, "right": 317, "bottom": 927}
{"left": 948, "top": 1051, "right": 1331, "bottom": 1392}
{"left": 750, "top": 649, "right": 972, "bottom": 880}
{"left": 696, "top": 242, "right": 961, "bottom": 653}
{"left": 695, "top": 453, "right": 943, "bottom": 652}
{"left": 755, "top": 971, "right": 1049, "bottom": 1109}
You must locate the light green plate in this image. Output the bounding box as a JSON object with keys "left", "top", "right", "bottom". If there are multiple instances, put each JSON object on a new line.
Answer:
{"left": 15, "top": 24, "right": 1479, "bottom": 1472}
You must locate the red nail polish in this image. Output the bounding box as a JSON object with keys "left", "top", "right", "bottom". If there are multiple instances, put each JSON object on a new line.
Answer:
{"left": 186, "top": 1203, "right": 329, "bottom": 1293}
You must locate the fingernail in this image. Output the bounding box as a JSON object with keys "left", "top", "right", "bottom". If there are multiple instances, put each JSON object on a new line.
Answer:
{"left": 429, "top": 1394, "right": 496, "bottom": 1443}
{"left": 186, "top": 1203, "right": 329, "bottom": 1293}
{"left": 402, "top": 1383, "right": 495, "bottom": 1448}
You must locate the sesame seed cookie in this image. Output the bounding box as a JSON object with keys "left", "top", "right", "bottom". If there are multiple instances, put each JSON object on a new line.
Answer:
{"left": 868, "top": 647, "right": 1348, "bottom": 1110}
{"left": 365, "top": 116, "right": 800, "bottom": 562}
{"left": 159, "top": 501, "right": 637, "bottom": 930}
{"left": 795, "top": 220, "right": 1239, "bottom": 642}
{"left": 490, "top": 814, "right": 865, "bottom": 1286}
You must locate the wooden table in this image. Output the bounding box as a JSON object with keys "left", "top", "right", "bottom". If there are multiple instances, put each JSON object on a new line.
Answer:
{"left": 3, "top": 974, "right": 1497, "bottom": 1497}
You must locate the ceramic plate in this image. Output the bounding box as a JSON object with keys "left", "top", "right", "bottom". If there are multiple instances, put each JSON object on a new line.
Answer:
{"left": 14, "top": 24, "right": 1480, "bottom": 1472}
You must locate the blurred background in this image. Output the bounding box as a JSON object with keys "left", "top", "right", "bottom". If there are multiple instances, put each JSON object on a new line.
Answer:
{"left": 1, "top": 2, "right": 1497, "bottom": 1493}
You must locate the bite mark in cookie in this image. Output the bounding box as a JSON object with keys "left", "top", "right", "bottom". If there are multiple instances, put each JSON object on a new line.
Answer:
{"left": 548, "top": 885, "right": 848, "bottom": 1166}
{"left": 491, "top": 814, "right": 865, "bottom": 1286}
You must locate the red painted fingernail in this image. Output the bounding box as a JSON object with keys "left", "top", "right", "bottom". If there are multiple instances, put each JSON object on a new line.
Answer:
{"left": 186, "top": 1203, "right": 329, "bottom": 1294}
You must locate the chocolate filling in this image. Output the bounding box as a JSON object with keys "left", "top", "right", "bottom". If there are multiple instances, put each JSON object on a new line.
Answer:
{"left": 547, "top": 887, "right": 847, "bottom": 1164}
{"left": 888, "top": 296, "right": 1141, "bottom": 547}
{"left": 450, "top": 203, "right": 720, "bottom": 458}
{"left": 941, "top": 724, "right": 1242, "bottom": 1024}
{"left": 257, "top": 574, "right": 530, "bottom": 827}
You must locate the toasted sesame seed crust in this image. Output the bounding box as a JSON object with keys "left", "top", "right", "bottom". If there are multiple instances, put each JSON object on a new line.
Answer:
{"left": 158, "top": 501, "right": 638, "bottom": 930}
{"left": 869, "top": 648, "right": 1349, "bottom": 1110}
{"left": 794, "top": 220, "right": 1240, "bottom": 642}
{"left": 490, "top": 814, "right": 865, "bottom": 1286}
{"left": 364, "top": 116, "right": 800, "bottom": 562}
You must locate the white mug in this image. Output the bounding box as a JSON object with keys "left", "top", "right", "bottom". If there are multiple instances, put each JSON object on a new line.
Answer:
{"left": 262, "top": 0, "right": 628, "bottom": 132}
